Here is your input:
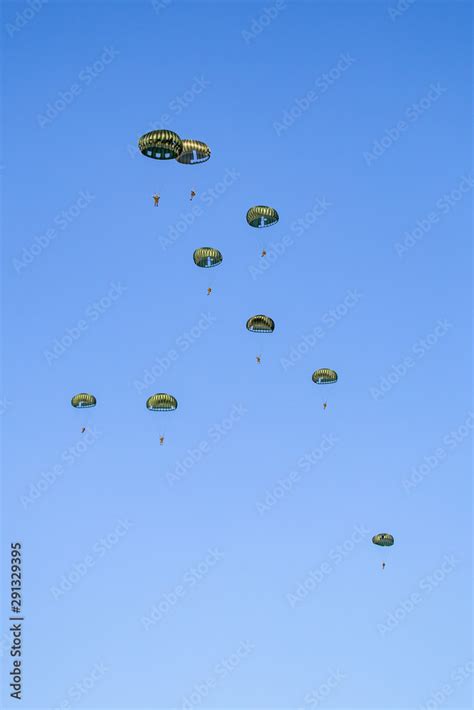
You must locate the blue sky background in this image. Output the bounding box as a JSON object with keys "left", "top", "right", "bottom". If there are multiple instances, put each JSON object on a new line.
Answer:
{"left": 1, "top": 0, "right": 472, "bottom": 708}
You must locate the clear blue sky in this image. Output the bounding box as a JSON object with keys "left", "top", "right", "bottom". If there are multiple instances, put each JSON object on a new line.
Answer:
{"left": 1, "top": 0, "right": 472, "bottom": 708}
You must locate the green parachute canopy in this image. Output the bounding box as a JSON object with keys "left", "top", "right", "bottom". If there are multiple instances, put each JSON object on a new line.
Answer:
{"left": 246, "top": 315, "right": 275, "bottom": 333}
{"left": 312, "top": 369, "right": 338, "bottom": 384}
{"left": 176, "top": 139, "right": 211, "bottom": 164}
{"left": 146, "top": 393, "right": 178, "bottom": 411}
{"left": 71, "top": 393, "right": 96, "bottom": 408}
{"left": 193, "top": 247, "right": 223, "bottom": 268}
{"left": 246, "top": 206, "right": 279, "bottom": 228}
{"left": 138, "top": 130, "right": 183, "bottom": 160}
{"left": 372, "top": 533, "right": 394, "bottom": 547}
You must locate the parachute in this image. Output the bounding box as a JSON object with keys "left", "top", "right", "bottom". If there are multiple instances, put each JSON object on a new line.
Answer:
{"left": 71, "top": 393, "right": 96, "bottom": 433}
{"left": 193, "top": 247, "right": 223, "bottom": 268}
{"left": 372, "top": 533, "right": 394, "bottom": 547}
{"left": 138, "top": 130, "right": 183, "bottom": 160}
{"left": 312, "top": 369, "right": 338, "bottom": 410}
{"left": 146, "top": 393, "right": 178, "bottom": 411}
{"left": 193, "top": 247, "right": 222, "bottom": 294}
{"left": 146, "top": 393, "right": 177, "bottom": 443}
{"left": 176, "top": 139, "right": 211, "bottom": 165}
{"left": 71, "top": 393, "right": 96, "bottom": 408}
{"left": 312, "top": 369, "right": 338, "bottom": 384}
{"left": 246, "top": 315, "right": 275, "bottom": 333}
{"left": 246, "top": 206, "right": 279, "bottom": 228}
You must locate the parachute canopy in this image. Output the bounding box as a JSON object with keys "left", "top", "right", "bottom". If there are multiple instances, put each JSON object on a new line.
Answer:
{"left": 312, "top": 368, "right": 338, "bottom": 384}
{"left": 246, "top": 206, "right": 279, "bottom": 228}
{"left": 176, "top": 139, "right": 211, "bottom": 164}
{"left": 246, "top": 315, "right": 275, "bottom": 333}
{"left": 193, "top": 247, "right": 223, "bottom": 268}
{"left": 71, "top": 393, "right": 96, "bottom": 408}
{"left": 372, "top": 533, "right": 394, "bottom": 547}
{"left": 146, "top": 393, "right": 178, "bottom": 411}
{"left": 138, "top": 130, "right": 183, "bottom": 160}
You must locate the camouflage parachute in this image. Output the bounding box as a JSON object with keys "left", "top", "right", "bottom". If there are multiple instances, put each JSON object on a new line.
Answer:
{"left": 176, "top": 139, "right": 211, "bottom": 164}
{"left": 246, "top": 206, "right": 279, "bottom": 228}
{"left": 246, "top": 315, "right": 275, "bottom": 333}
{"left": 372, "top": 533, "right": 394, "bottom": 547}
{"left": 312, "top": 369, "right": 338, "bottom": 384}
{"left": 146, "top": 393, "right": 178, "bottom": 411}
{"left": 71, "top": 393, "right": 96, "bottom": 408}
{"left": 193, "top": 247, "right": 223, "bottom": 268}
{"left": 138, "top": 130, "right": 183, "bottom": 160}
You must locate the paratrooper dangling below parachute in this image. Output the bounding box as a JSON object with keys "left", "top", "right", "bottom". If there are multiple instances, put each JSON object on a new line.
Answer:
{"left": 71, "top": 393, "right": 96, "bottom": 434}
{"left": 312, "top": 369, "right": 338, "bottom": 410}
{"left": 246, "top": 316, "right": 274, "bottom": 365}
{"left": 193, "top": 247, "right": 222, "bottom": 295}
{"left": 247, "top": 206, "right": 279, "bottom": 258}
{"left": 146, "top": 394, "right": 178, "bottom": 445}
{"left": 373, "top": 533, "right": 394, "bottom": 570}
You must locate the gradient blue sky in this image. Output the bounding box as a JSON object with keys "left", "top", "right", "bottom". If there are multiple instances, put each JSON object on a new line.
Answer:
{"left": 1, "top": 1, "right": 472, "bottom": 708}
